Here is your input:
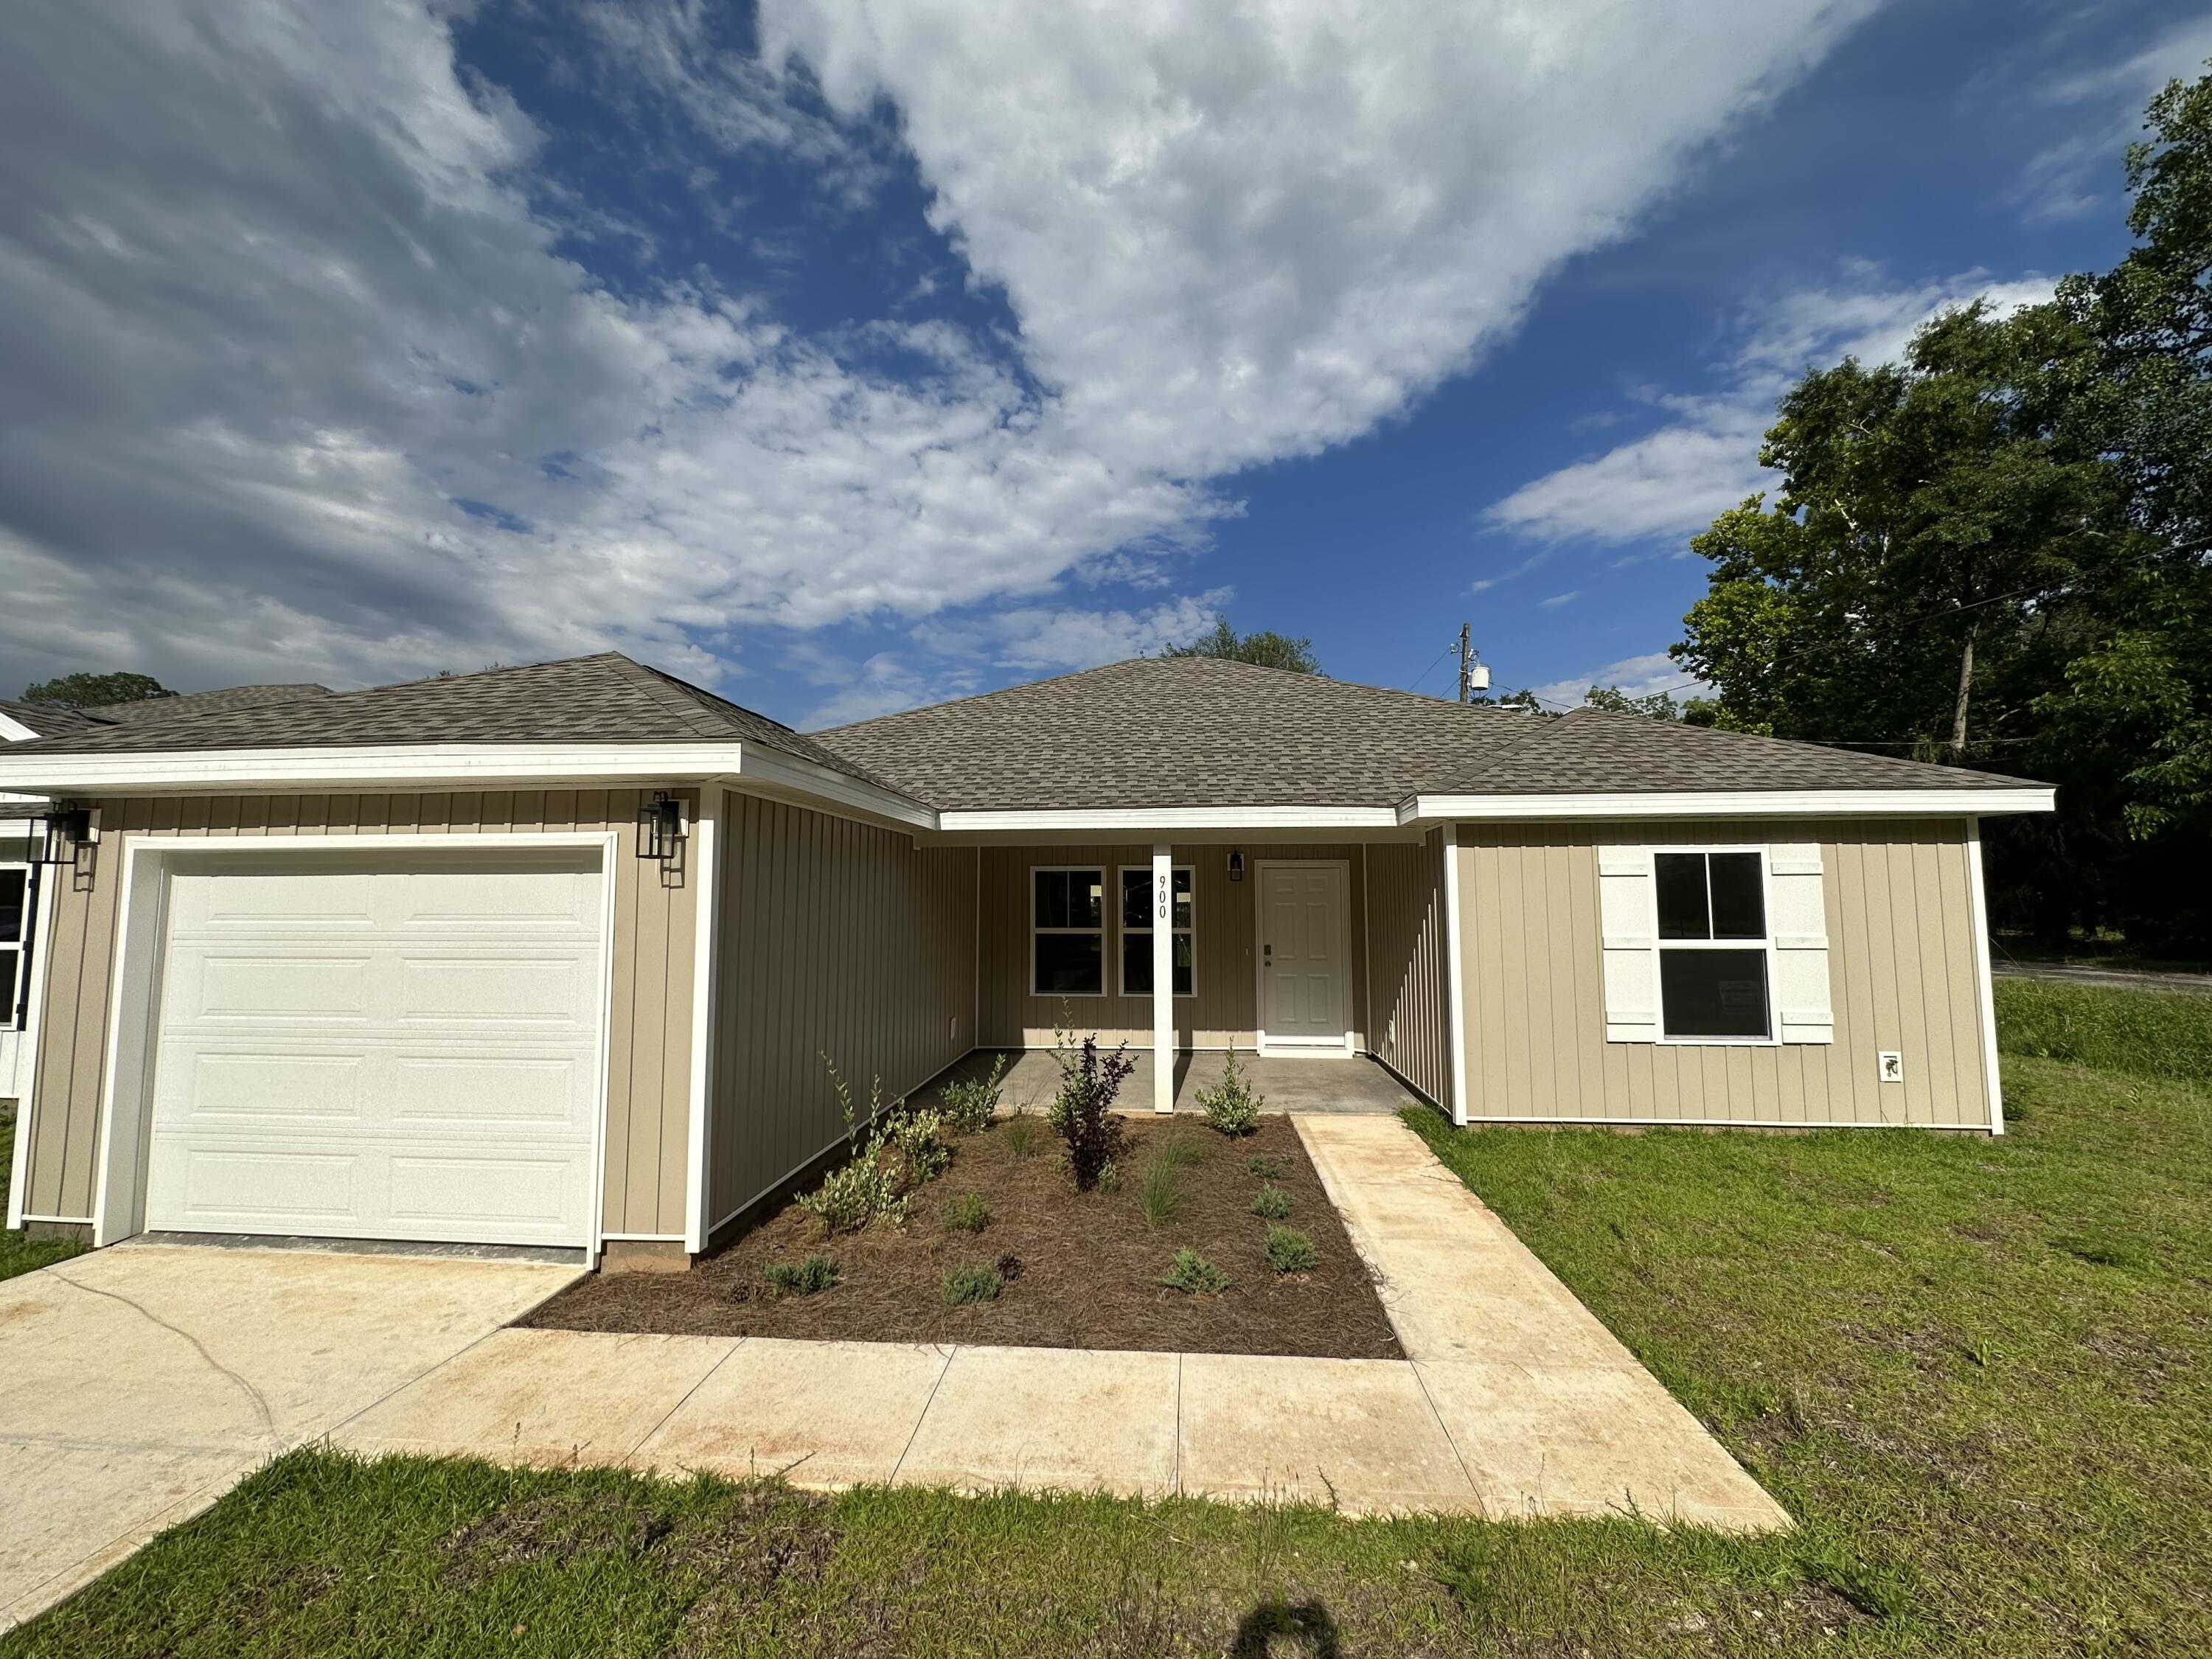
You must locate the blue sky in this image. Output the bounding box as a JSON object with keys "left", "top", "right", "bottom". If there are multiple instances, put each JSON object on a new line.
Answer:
{"left": 2, "top": 1, "right": 2207, "bottom": 727}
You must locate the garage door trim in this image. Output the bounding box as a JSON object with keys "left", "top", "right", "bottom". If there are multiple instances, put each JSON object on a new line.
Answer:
{"left": 90, "top": 832, "right": 621, "bottom": 1253}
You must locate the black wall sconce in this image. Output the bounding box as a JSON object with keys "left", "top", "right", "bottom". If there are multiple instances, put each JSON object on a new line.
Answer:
{"left": 33, "top": 802, "right": 99, "bottom": 888}
{"left": 636, "top": 791, "right": 689, "bottom": 866}
{"left": 1226, "top": 850, "right": 1245, "bottom": 883}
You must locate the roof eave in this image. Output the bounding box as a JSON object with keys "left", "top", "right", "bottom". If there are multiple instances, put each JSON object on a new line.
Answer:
{"left": 1402, "top": 785, "right": 2057, "bottom": 821}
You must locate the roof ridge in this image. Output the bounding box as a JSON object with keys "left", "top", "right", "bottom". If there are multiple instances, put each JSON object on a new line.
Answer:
{"left": 818, "top": 656, "right": 1158, "bottom": 734}
{"left": 599, "top": 655, "right": 753, "bottom": 740}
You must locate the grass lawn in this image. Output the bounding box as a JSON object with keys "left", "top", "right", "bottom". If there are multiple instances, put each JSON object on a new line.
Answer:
{"left": 4, "top": 980, "right": 2208, "bottom": 1656}
{"left": 0, "top": 1107, "right": 85, "bottom": 1284}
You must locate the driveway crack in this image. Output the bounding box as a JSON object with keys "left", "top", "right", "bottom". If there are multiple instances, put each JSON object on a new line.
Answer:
{"left": 50, "top": 1271, "right": 278, "bottom": 1450}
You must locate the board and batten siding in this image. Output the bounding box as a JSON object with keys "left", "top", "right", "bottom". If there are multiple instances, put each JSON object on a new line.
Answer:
{"left": 1452, "top": 818, "right": 1993, "bottom": 1127}
{"left": 975, "top": 843, "right": 1374, "bottom": 1051}
{"left": 707, "top": 790, "right": 975, "bottom": 1239}
{"left": 19, "top": 790, "right": 698, "bottom": 1235}
{"left": 1363, "top": 830, "right": 1450, "bottom": 1108}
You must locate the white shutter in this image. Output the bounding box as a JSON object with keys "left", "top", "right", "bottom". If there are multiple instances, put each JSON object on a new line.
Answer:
{"left": 1767, "top": 844, "right": 1834, "bottom": 1043}
{"left": 1597, "top": 847, "right": 1658, "bottom": 1042}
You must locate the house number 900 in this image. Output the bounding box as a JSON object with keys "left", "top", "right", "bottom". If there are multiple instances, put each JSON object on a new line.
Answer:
{"left": 1157, "top": 874, "right": 1169, "bottom": 922}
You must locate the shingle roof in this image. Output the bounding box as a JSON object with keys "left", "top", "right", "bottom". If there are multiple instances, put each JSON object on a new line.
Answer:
{"left": 4, "top": 654, "right": 912, "bottom": 798}
{"left": 0, "top": 697, "right": 108, "bottom": 740}
{"left": 85, "top": 684, "right": 333, "bottom": 724}
{"left": 813, "top": 655, "right": 2047, "bottom": 810}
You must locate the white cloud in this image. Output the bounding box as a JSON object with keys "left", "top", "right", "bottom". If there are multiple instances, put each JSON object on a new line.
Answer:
{"left": 1536, "top": 591, "right": 1581, "bottom": 610}
{"left": 1526, "top": 650, "right": 1705, "bottom": 712}
{"left": 1482, "top": 267, "right": 2056, "bottom": 548}
{"left": 0, "top": 0, "right": 1881, "bottom": 698}
{"left": 2017, "top": 15, "right": 2212, "bottom": 222}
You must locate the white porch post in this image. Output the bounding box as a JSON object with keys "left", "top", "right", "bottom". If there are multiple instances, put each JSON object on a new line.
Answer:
{"left": 1152, "top": 843, "right": 1175, "bottom": 1113}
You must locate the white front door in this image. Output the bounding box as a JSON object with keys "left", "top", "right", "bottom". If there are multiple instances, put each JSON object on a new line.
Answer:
{"left": 1259, "top": 862, "right": 1349, "bottom": 1049}
{"left": 143, "top": 855, "right": 604, "bottom": 1248}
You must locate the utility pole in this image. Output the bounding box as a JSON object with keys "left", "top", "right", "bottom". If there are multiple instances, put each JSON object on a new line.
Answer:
{"left": 1451, "top": 623, "right": 1489, "bottom": 702}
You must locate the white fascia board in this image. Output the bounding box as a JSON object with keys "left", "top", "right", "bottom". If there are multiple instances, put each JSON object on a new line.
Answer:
{"left": 936, "top": 804, "right": 1401, "bottom": 833}
{"left": 0, "top": 742, "right": 753, "bottom": 795}
{"left": 733, "top": 745, "right": 936, "bottom": 830}
{"left": 1403, "top": 786, "right": 2056, "bottom": 822}
{"left": 0, "top": 713, "right": 41, "bottom": 743}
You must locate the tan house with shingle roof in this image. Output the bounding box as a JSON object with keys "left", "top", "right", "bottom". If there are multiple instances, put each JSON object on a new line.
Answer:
{"left": 0, "top": 653, "right": 2052, "bottom": 1270}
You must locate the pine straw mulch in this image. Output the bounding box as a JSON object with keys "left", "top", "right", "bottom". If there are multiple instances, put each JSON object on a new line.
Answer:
{"left": 522, "top": 1114, "right": 1403, "bottom": 1358}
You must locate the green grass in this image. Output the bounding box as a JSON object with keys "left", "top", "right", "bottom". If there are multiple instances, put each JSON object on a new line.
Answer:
{"left": 1992, "top": 975, "right": 2212, "bottom": 1083}
{"left": 7, "top": 983, "right": 2208, "bottom": 1655}
{"left": 0, "top": 1106, "right": 86, "bottom": 1284}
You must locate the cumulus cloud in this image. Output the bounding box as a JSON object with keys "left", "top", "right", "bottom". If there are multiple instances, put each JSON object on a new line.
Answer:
{"left": 1482, "top": 267, "right": 2056, "bottom": 549}
{"left": 0, "top": 0, "right": 1879, "bottom": 698}
{"left": 1526, "top": 651, "right": 1706, "bottom": 714}
{"left": 2016, "top": 14, "right": 2212, "bottom": 222}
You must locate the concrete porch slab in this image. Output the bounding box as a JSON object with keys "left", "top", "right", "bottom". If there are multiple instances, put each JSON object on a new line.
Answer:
{"left": 922, "top": 1048, "right": 1421, "bottom": 1117}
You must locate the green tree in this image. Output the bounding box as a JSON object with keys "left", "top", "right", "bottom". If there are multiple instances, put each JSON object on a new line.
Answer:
{"left": 1582, "top": 685, "right": 1682, "bottom": 720}
{"left": 21, "top": 671, "right": 175, "bottom": 706}
{"left": 1164, "top": 618, "right": 1321, "bottom": 674}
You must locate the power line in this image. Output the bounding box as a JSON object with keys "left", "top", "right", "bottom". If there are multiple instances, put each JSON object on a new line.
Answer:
{"left": 1408, "top": 641, "right": 1455, "bottom": 693}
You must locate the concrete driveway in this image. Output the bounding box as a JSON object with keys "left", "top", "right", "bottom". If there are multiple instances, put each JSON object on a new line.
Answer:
{"left": 0, "top": 1242, "right": 580, "bottom": 1631}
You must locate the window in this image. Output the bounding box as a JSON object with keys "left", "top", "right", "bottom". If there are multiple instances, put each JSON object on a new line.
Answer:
{"left": 1119, "top": 866, "right": 1194, "bottom": 997}
{"left": 1032, "top": 868, "right": 1105, "bottom": 996}
{"left": 1652, "top": 851, "right": 1770, "bottom": 1039}
{"left": 0, "top": 865, "right": 27, "bottom": 1030}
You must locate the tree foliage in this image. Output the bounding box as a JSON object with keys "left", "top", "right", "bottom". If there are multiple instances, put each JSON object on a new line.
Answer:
{"left": 1164, "top": 617, "right": 1321, "bottom": 674}
{"left": 1674, "top": 65, "right": 2212, "bottom": 950}
{"left": 21, "top": 671, "right": 174, "bottom": 707}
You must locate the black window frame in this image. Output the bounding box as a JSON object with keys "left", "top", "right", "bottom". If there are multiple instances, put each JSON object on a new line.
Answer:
{"left": 1031, "top": 866, "right": 1106, "bottom": 998}
{"left": 1652, "top": 849, "right": 1774, "bottom": 1043}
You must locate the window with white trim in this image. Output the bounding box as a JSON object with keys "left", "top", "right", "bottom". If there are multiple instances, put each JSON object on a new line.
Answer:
{"left": 0, "top": 864, "right": 27, "bottom": 1031}
{"left": 1119, "top": 866, "right": 1194, "bottom": 996}
{"left": 1653, "top": 850, "right": 1771, "bottom": 1039}
{"left": 1032, "top": 867, "right": 1105, "bottom": 996}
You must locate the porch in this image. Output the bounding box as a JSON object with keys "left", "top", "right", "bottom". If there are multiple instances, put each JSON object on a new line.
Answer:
{"left": 919, "top": 1048, "right": 1425, "bottom": 1117}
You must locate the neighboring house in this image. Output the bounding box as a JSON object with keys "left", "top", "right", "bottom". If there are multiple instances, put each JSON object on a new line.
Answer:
{"left": 0, "top": 653, "right": 2052, "bottom": 1267}
{"left": 1, "top": 687, "right": 333, "bottom": 1122}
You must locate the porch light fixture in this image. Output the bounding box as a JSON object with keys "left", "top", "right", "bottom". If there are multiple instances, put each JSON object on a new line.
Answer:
{"left": 636, "top": 791, "right": 688, "bottom": 863}
{"left": 33, "top": 803, "right": 95, "bottom": 869}
{"left": 1226, "top": 850, "right": 1245, "bottom": 883}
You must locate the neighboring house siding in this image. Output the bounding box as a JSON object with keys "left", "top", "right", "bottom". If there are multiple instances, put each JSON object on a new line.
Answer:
{"left": 1365, "top": 830, "right": 1450, "bottom": 1107}
{"left": 20, "top": 790, "right": 698, "bottom": 1234}
{"left": 1452, "top": 818, "right": 1993, "bottom": 1127}
{"left": 975, "top": 842, "right": 1374, "bottom": 1051}
{"left": 708, "top": 790, "right": 975, "bottom": 1237}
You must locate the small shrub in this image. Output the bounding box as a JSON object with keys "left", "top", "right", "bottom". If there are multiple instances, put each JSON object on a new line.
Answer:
{"left": 762, "top": 1253, "right": 839, "bottom": 1298}
{"left": 1139, "top": 1159, "right": 1185, "bottom": 1230}
{"left": 893, "top": 1108, "right": 951, "bottom": 1184}
{"left": 946, "top": 1192, "right": 990, "bottom": 1233}
{"left": 943, "top": 1265, "right": 1002, "bottom": 1306}
{"left": 1001, "top": 1109, "right": 1040, "bottom": 1158}
{"left": 1096, "top": 1158, "right": 1122, "bottom": 1193}
{"left": 1155, "top": 1130, "right": 1203, "bottom": 1169}
{"left": 1251, "top": 1184, "right": 1293, "bottom": 1220}
{"left": 995, "top": 1252, "right": 1024, "bottom": 1282}
{"left": 940, "top": 1054, "right": 1008, "bottom": 1135}
{"left": 1196, "top": 1046, "right": 1263, "bottom": 1136}
{"left": 1265, "top": 1225, "right": 1319, "bottom": 1274}
{"left": 1247, "top": 1155, "right": 1282, "bottom": 1180}
{"left": 799, "top": 1059, "right": 908, "bottom": 1234}
{"left": 1052, "top": 1036, "right": 1134, "bottom": 1191}
{"left": 1164, "top": 1248, "right": 1230, "bottom": 1295}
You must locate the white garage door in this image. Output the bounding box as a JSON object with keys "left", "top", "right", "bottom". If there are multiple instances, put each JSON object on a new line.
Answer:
{"left": 144, "top": 853, "right": 605, "bottom": 1248}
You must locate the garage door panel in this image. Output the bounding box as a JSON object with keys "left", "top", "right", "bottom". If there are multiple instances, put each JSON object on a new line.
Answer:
{"left": 147, "top": 860, "right": 604, "bottom": 1248}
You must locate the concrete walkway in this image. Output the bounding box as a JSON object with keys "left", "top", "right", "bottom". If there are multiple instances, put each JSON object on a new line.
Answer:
{"left": 0, "top": 1244, "right": 580, "bottom": 1632}
{"left": 922, "top": 1048, "right": 1417, "bottom": 1116}
{"left": 1992, "top": 958, "right": 2212, "bottom": 995}
{"left": 331, "top": 1115, "right": 1785, "bottom": 1532}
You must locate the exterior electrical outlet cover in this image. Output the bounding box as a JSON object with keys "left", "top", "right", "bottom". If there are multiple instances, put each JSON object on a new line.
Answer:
{"left": 1878, "top": 1051, "right": 1904, "bottom": 1084}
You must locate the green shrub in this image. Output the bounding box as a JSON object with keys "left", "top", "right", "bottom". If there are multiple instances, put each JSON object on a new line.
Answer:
{"left": 1251, "top": 1183, "right": 1293, "bottom": 1220}
{"left": 1001, "top": 1109, "right": 1040, "bottom": 1158}
{"left": 1994, "top": 978, "right": 2212, "bottom": 1085}
{"left": 1265, "top": 1225, "right": 1319, "bottom": 1274}
{"left": 762, "top": 1253, "right": 839, "bottom": 1298}
{"left": 798, "top": 1059, "right": 908, "bottom": 1234}
{"left": 1051, "top": 1035, "right": 1134, "bottom": 1191}
{"left": 942, "top": 1265, "right": 1002, "bottom": 1306}
{"left": 1247, "top": 1155, "right": 1282, "bottom": 1180}
{"left": 1139, "top": 1159, "right": 1184, "bottom": 1230}
{"left": 892, "top": 1108, "right": 951, "bottom": 1184}
{"left": 1163, "top": 1248, "right": 1229, "bottom": 1295}
{"left": 1196, "top": 1046, "right": 1262, "bottom": 1135}
{"left": 945, "top": 1192, "right": 990, "bottom": 1233}
{"left": 940, "top": 1054, "right": 1008, "bottom": 1135}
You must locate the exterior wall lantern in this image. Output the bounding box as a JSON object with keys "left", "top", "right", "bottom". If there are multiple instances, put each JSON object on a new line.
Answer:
{"left": 33, "top": 802, "right": 100, "bottom": 888}
{"left": 1226, "top": 850, "right": 1245, "bottom": 883}
{"left": 636, "top": 790, "right": 689, "bottom": 865}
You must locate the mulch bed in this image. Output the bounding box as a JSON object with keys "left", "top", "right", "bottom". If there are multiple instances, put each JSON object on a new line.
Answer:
{"left": 524, "top": 1115, "right": 1403, "bottom": 1359}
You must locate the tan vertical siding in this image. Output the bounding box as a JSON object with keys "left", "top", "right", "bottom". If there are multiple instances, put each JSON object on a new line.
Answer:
{"left": 1452, "top": 818, "right": 1992, "bottom": 1127}
{"left": 22, "top": 791, "right": 698, "bottom": 1234}
{"left": 708, "top": 792, "right": 977, "bottom": 1232}
{"left": 974, "top": 843, "right": 1373, "bottom": 1050}
{"left": 1363, "top": 832, "right": 1450, "bottom": 1107}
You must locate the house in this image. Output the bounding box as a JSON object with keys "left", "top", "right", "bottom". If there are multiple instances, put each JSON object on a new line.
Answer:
{"left": 0, "top": 653, "right": 2053, "bottom": 1269}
